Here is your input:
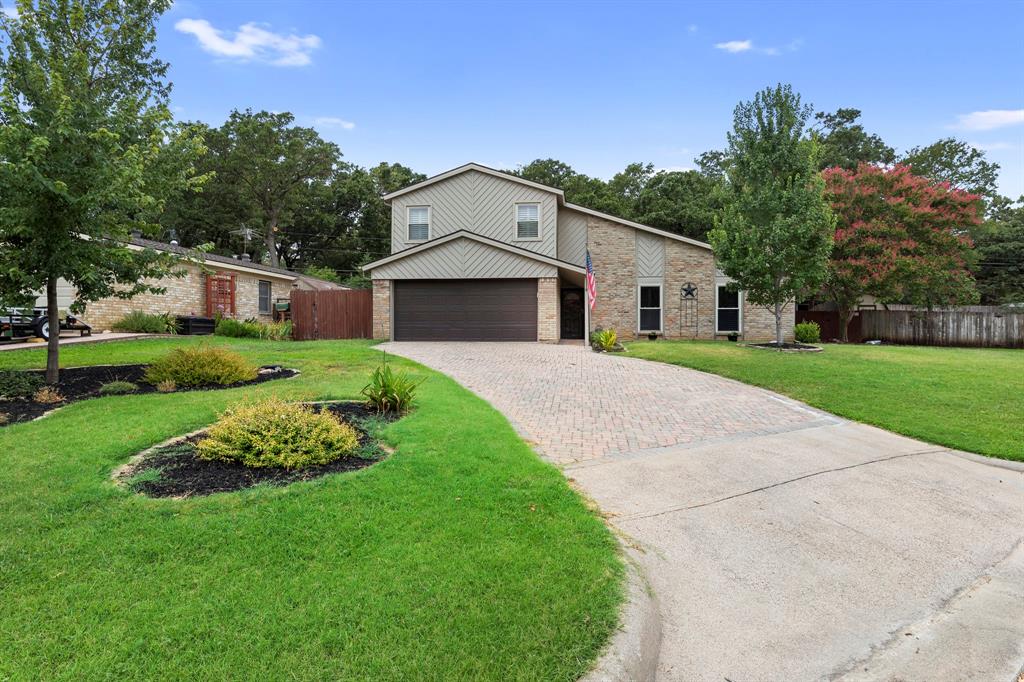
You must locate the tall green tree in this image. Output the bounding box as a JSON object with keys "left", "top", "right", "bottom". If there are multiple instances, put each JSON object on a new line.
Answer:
{"left": 216, "top": 109, "right": 339, "bottom": 267}
{"left": 634, "top": 170, "right": 725, "bottom": 242}
{"left": 900, "top": 138, "right": 1000, "bottom": 200}
{"left": 811, "top": 108, "right": 895, "bottom": 170}
{"left": 974, "top": 196, "right": 1024, "bottom": 305}
{"left": 708, "top": 84, "right": 835, "bottom": 346}
{"left": 0, "top": 0, "right": 205, "bottom": 382}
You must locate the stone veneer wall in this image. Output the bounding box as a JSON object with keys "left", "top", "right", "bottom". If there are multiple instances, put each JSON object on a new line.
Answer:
{"left": 537, "top": 277, "right": 559, "bottom": 342}
{"left": 80, "top": 263, "right": 285, "bottom": 330}
{"left": 588, "top": 217, "right": 637, "bottom": 335}
{"left": 372, "top": 279, "right": 391, "bottom": 340}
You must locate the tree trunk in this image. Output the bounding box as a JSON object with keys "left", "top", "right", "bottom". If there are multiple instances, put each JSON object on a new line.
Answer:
{"left": 265, "top": 215, "right": 279, "bottom": 267}
{"left": 774, "top": 300, "right": 784, "bottom": 347}
{"left": 838, "top": 306, "right": 853, "bottom": 343}
{"left": 45, "top": 277, "right": 60, "bottom": 384}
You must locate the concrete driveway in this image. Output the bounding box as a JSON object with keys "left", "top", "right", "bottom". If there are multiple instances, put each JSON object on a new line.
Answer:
{"left": 382, "top": 342, "right": 1024, "bottom": 682}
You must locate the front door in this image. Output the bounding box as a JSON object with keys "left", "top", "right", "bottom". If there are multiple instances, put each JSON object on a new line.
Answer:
{"left": 560, "top": 288, "right": 585, "bottom": 340}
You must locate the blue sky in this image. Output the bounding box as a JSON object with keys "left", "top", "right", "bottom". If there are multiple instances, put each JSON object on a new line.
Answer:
{"left": 159, "top": 0, "right": 1024, "bottom": 196}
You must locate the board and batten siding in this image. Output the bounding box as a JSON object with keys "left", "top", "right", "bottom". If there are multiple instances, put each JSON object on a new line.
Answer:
{"left": 556, "top": 208, "right": 588, "bottom": 266}
{"left": 390, "top": 170, "right": 558, "bottom": 258}
{"left": 371, "top": 237, "right": 557, "bottom": 280}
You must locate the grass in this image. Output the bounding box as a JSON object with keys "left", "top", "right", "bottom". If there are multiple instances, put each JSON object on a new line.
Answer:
{"left": 0, "top": 337, "right": 622, "bottom": 680}
{"left": 626, "top": 340, "right": 1024, "bottom": 462}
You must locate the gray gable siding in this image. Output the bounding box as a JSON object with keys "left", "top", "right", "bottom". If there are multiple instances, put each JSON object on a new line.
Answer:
{"left": 371, "top": 236, "right": 557, "bottom": 280}
{"left": 390, "top": 170, "right": 557, "bottom": 257}
{"left": 636, "top": 230, "right": 665, "bottom": 277}
{"left": 556, "top": 208, "right": 588, "bottom": 266}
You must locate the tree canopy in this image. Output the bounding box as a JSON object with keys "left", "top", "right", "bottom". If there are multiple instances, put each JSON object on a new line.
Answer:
{"left": 973, "top": 196, "right": 1024, "bottom": 305}
{"left": 812, "top": 108, "right": 895, "bottom": 171}
{"left": 708, "top": 84, "right": 835, "bottom": 346}
{"left": 0, "top": 0, "right": 205, "bottom": 381}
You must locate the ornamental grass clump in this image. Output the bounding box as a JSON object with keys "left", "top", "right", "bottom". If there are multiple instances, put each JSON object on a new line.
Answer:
{"left": 99, "top": 380, "right": 138, "bottom": 395}
{"left": 143, "top": 345, "right": 257, "bottom": 387}
{"left": 362, "top": 359, "right": 421, "bottom": 414}
{"left": 197, "top": 397, "right": 359, "bottom": 469}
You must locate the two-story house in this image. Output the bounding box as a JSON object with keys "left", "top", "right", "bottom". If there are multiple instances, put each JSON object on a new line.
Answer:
{"left": 363, "top": 163, "right": 791, "bottom": 342}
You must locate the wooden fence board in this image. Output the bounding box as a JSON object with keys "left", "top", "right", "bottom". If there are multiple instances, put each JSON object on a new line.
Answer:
{"left": 860, "top": 309, "right": 1024, "bottom": 348}
{"left": 290, "top": 289, "right": 372, "bottom": 340}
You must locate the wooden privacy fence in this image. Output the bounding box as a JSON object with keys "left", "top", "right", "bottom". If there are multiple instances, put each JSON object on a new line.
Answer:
{"left": 796, "top": 311, "right": 863, "bottom": 343}
{"left": 860, "top": 309, "right": 1024, "bottom": 348}
{"left": 290, "top": 289, "right": 372, "bottom": 340}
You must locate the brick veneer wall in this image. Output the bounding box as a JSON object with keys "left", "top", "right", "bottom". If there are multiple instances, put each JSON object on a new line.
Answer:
{"left": 372, "top": 279, "right": 391, "bottom": 340}
{"left": 80, "top": 263, "right": 286, "bottom": 330}
{"left": 537, "top": 277, "right": 559, "bottom": 342}
{"left": 663, "top": 239, "right": 716, "bottom": 340}
{"left": 588, "top": 217, "right": 637, "bottom": 336}
{"left": 741, "top": 300, "right": 795, "bottom": 342}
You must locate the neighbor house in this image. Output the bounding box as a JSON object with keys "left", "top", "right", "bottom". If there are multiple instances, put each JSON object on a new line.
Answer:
{"left": 362, "top": 163, "right": 792, "bottom": 342}
{"left": 37, "top": 236, "right": 344, "bottom": 329}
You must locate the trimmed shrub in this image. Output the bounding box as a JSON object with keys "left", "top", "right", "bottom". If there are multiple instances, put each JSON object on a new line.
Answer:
{"left": 143, "top": 345, "right": 257, "bottom": 387}
{"left": 99, "top": 380, "right": 138, "bottom": 395}
{"left": 0, "top": 370, "right": 44, "bottom": 399}
{"left": 33, "top": 386, "right": 63, "bottom": 404}
{"left": 112, "top": 310, "right": 178, "bottom": 334}
{"left": 362, "top": 361, "right": 421, "bottom": 414}
{"left": 794, "top": 321, "right": 822, "bottom": 344}
{"left": 197, "top": 397, "right": 360, "bottom": 469}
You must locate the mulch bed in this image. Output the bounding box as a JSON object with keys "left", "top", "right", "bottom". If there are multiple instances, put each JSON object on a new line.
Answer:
{"left": 747, "top": 342, "right": 823, "bottom": 352}
{"left": 120, "top": 402, "right": 398, "bottom": 498}
{"left": 0, "top": 364, "right": 297, "bottom": 426}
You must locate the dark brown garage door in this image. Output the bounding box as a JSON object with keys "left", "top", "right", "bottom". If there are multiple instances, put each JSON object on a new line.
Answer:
{"left": 393, "top": 279, "right": 537, "bottom": 341}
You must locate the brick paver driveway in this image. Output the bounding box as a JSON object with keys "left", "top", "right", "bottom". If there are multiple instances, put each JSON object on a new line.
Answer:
{"left": 382, "top": 342, "right": 1024, "bottom": 682}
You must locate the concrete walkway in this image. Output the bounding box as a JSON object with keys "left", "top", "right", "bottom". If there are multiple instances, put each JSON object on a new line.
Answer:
{"left": 382, "top": 342, "right": 1024, "bottom": 682}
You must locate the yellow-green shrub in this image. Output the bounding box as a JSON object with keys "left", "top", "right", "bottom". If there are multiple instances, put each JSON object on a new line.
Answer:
{"left": 143, "top": 345, "right": 257, "bottom": 387}
{"left": 197, "top": 398, "right": 360, "bottom": 469}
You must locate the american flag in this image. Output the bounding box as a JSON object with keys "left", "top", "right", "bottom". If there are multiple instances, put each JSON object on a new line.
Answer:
{"left": 585, "top": 250, "right": 597, "bottom": 310}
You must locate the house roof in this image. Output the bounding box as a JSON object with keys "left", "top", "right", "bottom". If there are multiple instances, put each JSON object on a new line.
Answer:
{"left": 128, "top": 237, "right": 345, "bottom": 287}
{"left": 381, "top": 162, "right": 713, "bottom": 252}
{"left": 362, "top": 230, "right": 586, "bottom": 274}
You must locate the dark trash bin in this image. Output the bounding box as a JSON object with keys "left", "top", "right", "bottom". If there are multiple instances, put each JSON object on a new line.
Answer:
{"left": 176, "top": 316, "right": 215, "bottom": 335}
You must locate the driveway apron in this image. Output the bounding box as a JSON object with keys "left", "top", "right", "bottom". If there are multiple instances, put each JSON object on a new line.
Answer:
{"left": 382, "top": 342, "right": 1024, "bottom": 682}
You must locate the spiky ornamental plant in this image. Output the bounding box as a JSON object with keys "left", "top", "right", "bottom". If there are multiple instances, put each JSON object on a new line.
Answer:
{"left": 708, "top": 84, "right": 835, "bottom": 346}
{"left": 822, "top": 164, "right": 980, "bottom": 340}
{"left": 0, "top": 0, "right": 206, "bottom": 382}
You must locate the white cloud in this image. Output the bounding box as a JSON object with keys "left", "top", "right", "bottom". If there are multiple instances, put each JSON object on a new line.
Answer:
{"left": 174, "top": 18, "right": 321, "bottom": 67}
{"left": 715, "top": 40, "right": 752, "bottom": 53}
{"left": 313, "top": 117, "right": 356, "bottom": 130}
{"left": 968, "top": 141, "right": 1013, "bottom": 152}
{"left": 952, "top": 109, "right": 1024, "bottom": 131}
{"left": 715, "top": 38, "right": 801, "bottom": 56}
{"left": 687, "top": 24, "right": 698, "bottom": 34}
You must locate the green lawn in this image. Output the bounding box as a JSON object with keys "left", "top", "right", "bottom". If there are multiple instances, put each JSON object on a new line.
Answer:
{"left": 0, "top": 337, "right": 622, "bottom": 680}
{"left": 626, "top": 340, "right": 1024, "bottom": 462}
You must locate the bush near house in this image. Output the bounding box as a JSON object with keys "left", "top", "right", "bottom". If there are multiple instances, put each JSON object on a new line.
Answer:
{"left": 111, "top": 310, "right": 179, "bottom": 334}
{"left": 215, "top": 317, "right": 292, "bottom": 341}
{"left": 794, "top": 321, "right": 822, "bottom": 344}
{"left": 143, "top": 345, "right": 257, "bottom": 387}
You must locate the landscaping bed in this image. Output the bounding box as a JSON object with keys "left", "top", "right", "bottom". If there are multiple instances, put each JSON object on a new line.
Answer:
{"left": 119, "top": 402, "right": 395, "bottom": 497}
{"left": 0, "top": 363, "right": 296, "bottom": 426}
{"left": 747, "top": 341, "right": 822, "bottom": 352}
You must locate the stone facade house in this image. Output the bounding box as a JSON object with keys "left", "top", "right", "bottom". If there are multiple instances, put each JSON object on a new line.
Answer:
{"left": 38, "top": 237, "right": 343, "bottom": 330}
{"left": 363, "top": 163, "right": 793, "bottom": 342}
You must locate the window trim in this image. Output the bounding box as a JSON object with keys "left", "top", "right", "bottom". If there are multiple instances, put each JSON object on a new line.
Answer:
{"left": 258, "top": 279, "right": 272, "bottom": 315}
{"left": 513, "top": 202, "right": 543, "bottom": 242}
{"left": 637, "top": 283, "right": 663, "bottom": 333}
{"left": 407, "top": 205, "right": 431, "bottom": 243}
{"left": 715, "top": 284, "right": 743, "bottom": 334}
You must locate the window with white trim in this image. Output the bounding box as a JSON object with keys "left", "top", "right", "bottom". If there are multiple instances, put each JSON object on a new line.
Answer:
{"left": 716, "top": 285, "right": 741, "bottom": 333}
{"left": 408, "top": 206, "right": 430, "bottom": 241}
{"left": 258, "top": 280, "right": 272, "bottom": 315}
{"left": 515, "top": 203, "right": 540, "bottom": 240}
{"left": 638, "top": 285, "right": 662, "bottom": 331}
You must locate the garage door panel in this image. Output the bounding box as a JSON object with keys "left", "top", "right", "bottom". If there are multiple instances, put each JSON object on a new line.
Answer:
{"left": 394, "top": 279, "right": 537, "bottom": 341}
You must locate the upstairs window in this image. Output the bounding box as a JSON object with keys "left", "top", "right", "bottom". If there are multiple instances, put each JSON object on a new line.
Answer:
{"left": 638, "top": 285, "right": 662, "bottom": 332}
{"left": 515, "top": 203, "right": 540, "bottom": 240}
{"left": 408, "top": 206, "right": 430, "bottom": 242}
{"left": 716, "top": 285, "right": 741, "bottom": 333}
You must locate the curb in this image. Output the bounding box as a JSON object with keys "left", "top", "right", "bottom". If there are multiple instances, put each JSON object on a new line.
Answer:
{"left": 581, "top": 546, "right": 662, "bottom": 682}
{"left": 948, "top": 449, "right": 1024, "bottom": 473}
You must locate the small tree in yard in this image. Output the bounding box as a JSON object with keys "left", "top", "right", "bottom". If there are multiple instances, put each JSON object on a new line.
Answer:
{"left": 0, "top": 0, "right": 205, "bottom": 382}
{"left": 822, "top": 164, "right": 980, "bottom": 340}
{"left": 708, "top": 84, "right": 835, "bottom": 346}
